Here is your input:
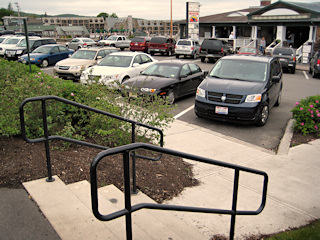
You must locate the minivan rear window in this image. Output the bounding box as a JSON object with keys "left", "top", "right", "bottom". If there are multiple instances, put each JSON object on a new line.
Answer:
{"left": 177, "top": 40, "right": 191, "bottom": 46}
{"left": 201, "top": 39, "right": 222, "bottom": 49}
{"left": 131, "top": 37, "right": 144, "bottom": 43}
{"left": 150, "top": 37, "right": 166, "bottom": 44}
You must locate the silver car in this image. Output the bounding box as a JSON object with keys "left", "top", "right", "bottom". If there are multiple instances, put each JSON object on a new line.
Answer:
{"left": 175, "top": 39, "right": 200, "bottom": 59}
{"left": 66, "top": 38, "right": 96, "bottom": 50}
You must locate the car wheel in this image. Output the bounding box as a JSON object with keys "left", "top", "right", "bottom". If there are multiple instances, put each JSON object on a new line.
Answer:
{"left": 257, "top": 104, "right": 269, "bottom": 126}
{"left": 274, "top": 90, "right": 282, "bottom": 107}
{"left": 175, "top": 54, "right": 179, "bottom": 59}
{"left": 192, "top": 53, "right": 196, "bottom": 59}
{"left": 166, "top": 90, "right": 175, "bottom": 105}
{"left": 201, "top": 57, "right": 205, "bottom": 62}
{"left": 150, "top": 52, "right": 154, "bottom": 56}
{"left": 120, "top": 48, "right": 125, "bottom": 51}
{"left": 122, "top": 76, "right": 130, "bottom": 83}
{"left": 41, "top": 59, "right": 49, "bottom": 68}
{"left": 309, "top": 67, "right": 312, "bottom": 74}
{"left": 312, "top": 69, "right": 318, "bottom": 78}
{"left": 291, "top": 67, "right": 295, "bottom": 74}
{"left": 78, "top": 46, "right": 81, "bottom": 50}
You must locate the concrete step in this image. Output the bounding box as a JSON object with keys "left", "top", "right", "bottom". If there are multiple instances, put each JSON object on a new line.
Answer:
{"left": 23, "top": 176, "right": 206, "bottom": 240}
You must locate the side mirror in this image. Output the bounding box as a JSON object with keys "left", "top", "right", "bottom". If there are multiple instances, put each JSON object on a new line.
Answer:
{"left": 96, "top": 56, "right": 102, "bottom": 60}
{"left": 272, "top": 76, "right": 281, "bottom": 83}
{"left": 132, "top": 63, "right": 140, "bottom": 67}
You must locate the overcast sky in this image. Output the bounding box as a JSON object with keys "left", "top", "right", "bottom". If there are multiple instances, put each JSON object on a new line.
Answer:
{"left": 1, "top": 0, "right": 318, "bottom": 20}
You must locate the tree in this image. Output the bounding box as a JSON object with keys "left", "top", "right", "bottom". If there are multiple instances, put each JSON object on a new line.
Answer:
{"left": 110, "top": 13, "right": 118, "bottom": 18}
{"left": 0, "top": 8, "right": 16, "bottom": 21}
{"left": 8, "top": 3, "right": 13, "bottom": 11}
{"left": 97, "top": 12, "right": 109, "bottom": 19}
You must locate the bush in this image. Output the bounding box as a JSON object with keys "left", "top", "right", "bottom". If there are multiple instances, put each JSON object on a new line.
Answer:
{"left": 0, "top": 59, "right": 175, "bottom": 147}
{"left": 291, "top": 95, "right": 320, "bottom": 136}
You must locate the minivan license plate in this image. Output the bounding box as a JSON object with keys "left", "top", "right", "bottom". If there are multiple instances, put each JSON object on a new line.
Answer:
{"left": 216, "top": 106, "right": 228, "bottom": 114}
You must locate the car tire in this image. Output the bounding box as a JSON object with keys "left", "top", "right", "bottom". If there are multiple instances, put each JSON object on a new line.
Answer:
{"left": 192, "top": 53, "right": 196, "bottom": 59}
{"left": 41, "top": 59, "right": 49, "bottom": 68}
{"left": 122, "top": 76, "right": 130, "bottom": 83}
{"left": 78, "top": 46, "right": 81, "bottom": 50}
{"left": 150, "top": 52, "right": 154, "bottom": 56}
{"left": 166, "top": 90, "right": 175, "bottom": 105}
{"left": 291, "top": 67, "right": 295, "bottom": 74}
{"left": 175, "top": 54, "right": 179, "bottom": 58}
{"left": 309, "top": 67, "right": 312, "bottom": 74}
{"left": 312, "top": 69, "right": 318, "bottom": 78}
{"left": 257, "top": 104, "right": 269, "bottom": 126}
{"left": 201, "top": 57, "right": 205, "bottom": 62}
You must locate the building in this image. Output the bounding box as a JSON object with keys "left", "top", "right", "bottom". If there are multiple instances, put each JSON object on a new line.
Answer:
{"left": 179, "top": 0, "right": 320, "bottom": 62}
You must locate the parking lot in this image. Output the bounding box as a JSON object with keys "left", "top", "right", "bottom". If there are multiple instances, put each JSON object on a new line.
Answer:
{"left": 41, "top": 52, "right": 320, "bottom": 150}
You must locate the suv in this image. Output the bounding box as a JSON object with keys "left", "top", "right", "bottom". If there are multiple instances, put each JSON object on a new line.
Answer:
{"left": 66, "top": 38, "right": 97, "bottom": 50}
{"left": 130, "top": 36, "right": 151, "bottom": 53}
{"left": 309, "top": 50, "right": 320, "bottom": 78}
{"left": 272, "top": 47, "right": 296, "bottom": 74}
{"left": 148, "top": 36, "right": 175, "bottom": 56}
{"left": 175, "top": 39, "right": 200, "bottom": 59}
{"left": 199, "top": 38, "right": 231, "bottom": 62}
{"left": 5, "top": 38, "right": 56, "bottom": 60}
{"left": 195, "top": 55, "right": 283, "bottom": 126}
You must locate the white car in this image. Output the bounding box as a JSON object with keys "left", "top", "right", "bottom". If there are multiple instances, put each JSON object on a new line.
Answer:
{"left": 0, "top": 36, "right": 25, "bottom": 56}
{"left": 80, "top": 52, "right": 157, "bottom": 85}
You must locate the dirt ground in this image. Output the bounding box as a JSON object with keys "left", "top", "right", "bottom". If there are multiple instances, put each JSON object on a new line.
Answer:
{"left": 0, "top": 131, "right": 318, "bottom": 205}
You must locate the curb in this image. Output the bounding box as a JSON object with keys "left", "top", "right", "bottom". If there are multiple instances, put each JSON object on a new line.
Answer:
{"left": 277, "top": 118, "right": 294, "bottom": 155}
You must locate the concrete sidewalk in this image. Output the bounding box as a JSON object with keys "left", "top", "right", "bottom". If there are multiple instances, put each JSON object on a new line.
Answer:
{"left": 1, "top": 108, "right": 319, "bottom": 239}
{"left": 163, "top": 119, "right": 320, "bottom": 239}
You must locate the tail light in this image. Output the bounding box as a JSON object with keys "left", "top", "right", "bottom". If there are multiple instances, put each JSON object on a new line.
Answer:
{"left": 199, "top": 47, "right": 201, "bottom": 51}
{"left": 293, "top": 57, "right": 296, "bottom": 61}
{"left": 83, "top": 43, "right": 87, "bottom": 47}
{"left": 191, "top": 47, "right": 194, "bottom": 50}
{"left": 317, "top": 59, "right": 320, "bottom": 66}
{"left": 221, "top": 48, "right": 224, "bottom": 54}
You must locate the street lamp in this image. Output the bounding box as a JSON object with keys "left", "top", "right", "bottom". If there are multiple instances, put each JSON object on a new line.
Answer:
{"left": 15, "top": 2, "right": 22, "bottom": 32}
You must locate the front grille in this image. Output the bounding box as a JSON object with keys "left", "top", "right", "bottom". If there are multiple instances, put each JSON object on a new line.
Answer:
{"left": 207, "top": 91, "right": 243, "bottom": 104}
{"left": 59, "top": 66, "right": 70, "bottom": 70}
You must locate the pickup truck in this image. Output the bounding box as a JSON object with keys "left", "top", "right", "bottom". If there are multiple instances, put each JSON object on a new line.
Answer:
{"left": 97, "top": 35, "right": 131, "bottom": 51}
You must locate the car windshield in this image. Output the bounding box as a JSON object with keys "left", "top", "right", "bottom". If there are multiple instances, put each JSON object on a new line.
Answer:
{"left": 177, "top": 40, "right": 191, "bottom": 46}
{"left": 4, "top": 38, "right": 20, "bottom": 44}
{"left": 209, "top": 59, "right": 267, "bottom": 82}
{"left": 71, "top": 50, "right": 96, "bottom": 60}
{"left": 106, "top": 36, "right": 118, "bottom": 41}
{"left": 239, "top": 47, "right": 256, "bottom": 53}
{"left": 17, "top": 39, "right": 36, "bottom": 47}
{"left": 99, "top": 55, "right": 132, "bottom": 67}
{"left": 142, "top": 64, "right": 180, "bottom": 78}
{"left": 33, "top": 46, "right": 52, "bottom": 54}
{"left": 83, "top": 39, "right": 94, "bottom": 42}
{"left": 273, "top": 48, "right": 294, "bottom": 56}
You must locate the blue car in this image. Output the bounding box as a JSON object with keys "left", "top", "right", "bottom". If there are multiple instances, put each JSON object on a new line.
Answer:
{"left": 18, "top": 44, "right": 74, "bottom": 67}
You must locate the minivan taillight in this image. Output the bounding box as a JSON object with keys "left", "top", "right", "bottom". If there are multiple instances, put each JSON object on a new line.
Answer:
{"left": 221, "top": 48, "right": 224, "bottom": 53}
{"left": 191, "top": 47, "right": 194, "bottom": 50}
{"left": 317, "top": 59, "right": 320, "bottom": 66}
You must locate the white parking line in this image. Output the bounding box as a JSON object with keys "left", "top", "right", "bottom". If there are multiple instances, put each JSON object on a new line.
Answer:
{"left": 174, "top": 105, "right": 194, "bottom": 119}
{"left": 303, "top": 70, "right": 309, "bottom": 80}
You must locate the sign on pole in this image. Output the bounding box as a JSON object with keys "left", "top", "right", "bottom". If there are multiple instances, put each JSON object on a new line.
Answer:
{"left": 186, "top": 2, "right": 200, "bottom": 40}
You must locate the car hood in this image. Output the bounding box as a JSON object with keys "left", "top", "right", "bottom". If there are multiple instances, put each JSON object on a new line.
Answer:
{"left": 124, "top": 75, "right": 176, "bottom": 89}
{"left": 56, "top": 58, "right": 95, "bottom": 66}
{"left": 200, "top": 77, "right": 266, "bottom": 95}
{"left": 84, "top": 66, "right": 129, "bottom": 75}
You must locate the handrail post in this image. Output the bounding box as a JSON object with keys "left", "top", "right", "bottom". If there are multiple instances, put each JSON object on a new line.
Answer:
{"left": 123, "top": 150, "right": 133, "bottom": 240}
{"left": 42, "top": 99, "right": 54, "bottom": 182}
{"left": 229, "top": 169, "right": 240, "bottom": 239}
{"left": 131, "top": 123, "right": 138, "bottom": 194}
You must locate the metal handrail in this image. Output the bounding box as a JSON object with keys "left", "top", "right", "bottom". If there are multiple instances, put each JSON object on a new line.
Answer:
{"left": 90, "top": 142, "right": 268, "bottom": 240}
{"left": 19, "top": 95, "right": 164, "bottom": 192}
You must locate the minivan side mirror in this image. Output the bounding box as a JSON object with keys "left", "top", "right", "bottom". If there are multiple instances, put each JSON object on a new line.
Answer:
{"left": 272, "top": 76, "right": 281, "bottom": 83}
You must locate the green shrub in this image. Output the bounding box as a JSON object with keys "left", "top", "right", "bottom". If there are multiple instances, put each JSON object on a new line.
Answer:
{"left": 0, "top": 59, "right": 175, "bottom": 147}
{"left": 291, "top": 95, "right": 320, "bottom": 136}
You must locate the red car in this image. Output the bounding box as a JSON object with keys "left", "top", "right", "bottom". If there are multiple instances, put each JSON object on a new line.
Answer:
{"left": 237, "top": 47, "right": 259, "bottom": 55}
{"left": 148, "top": 36, "right": 175, "bottom": 56}
{"left": 130, "top": 37, "right": 151, "bottom": 53}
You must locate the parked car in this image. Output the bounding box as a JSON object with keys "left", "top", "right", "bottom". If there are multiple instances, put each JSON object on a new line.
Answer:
{"left": 130, "top": 36, "right": 151, "bottom": 53}
{"left": 18, "top": 44, "right": 74, "bottom": 67}
{"left": 309, "top": 50, "right": 320, "bottom": 78}
{"left": 5, "top": 38, "right": 56, "bottom": 60}
{"left": 54, "top": 47, "right": 118, "bottom": 81}
{"left": 272, "top": 47, "right": 296, "bottom": 74}
{"left": 0, "top": 36, "right": 26, "bottom": 56}
{"left": 80, "top": 52, "right": 157, "bottom": 85}
{"left": 122, "top": 60, "right": 207, "bottom": 104}
{"left": 148, "top": 36, "right": 175, "bottom": 56}
{"left": 194, "top": 55, "right": 283, "bottom": 126}
{"left": 237, "top": 47, "right": 259, "bottom": 55}
{"left": 175, "top": 39, "right": 200, "bottom": 59}
{"left": 66, "top": 38, "right": 97, "bottom": 50}
{"left": 199, "top": 38, "right": 232, "bottom": 63}
{"left": 0, "top": 35, "right": 14, "bottom": 44}
{"left": 97, "top": 35, "right": 131, "bottom": 51}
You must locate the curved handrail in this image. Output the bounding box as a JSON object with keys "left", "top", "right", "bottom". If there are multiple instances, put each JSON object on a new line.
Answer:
{"left": 90, "top": 142, "right": 268, "bottom": 239}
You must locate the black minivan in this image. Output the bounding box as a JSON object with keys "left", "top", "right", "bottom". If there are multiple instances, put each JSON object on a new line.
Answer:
{"left": 195, "top": 55, "right": 283, "bottom": 126}
{"left": 5, "top": 38, "right": 56, "bottom": 60}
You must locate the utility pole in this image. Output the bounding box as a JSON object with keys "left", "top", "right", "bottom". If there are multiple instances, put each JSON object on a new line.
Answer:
{"left": 170, "top": 0, "right": 173, "bottom": 38}
{"left": 15, "top": 2, "right": 22, "bottom": 32}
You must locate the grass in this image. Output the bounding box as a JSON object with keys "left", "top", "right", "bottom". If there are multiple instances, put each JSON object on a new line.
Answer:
{"left": 265, "top": 219, "right": 320, "bottom": 240}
